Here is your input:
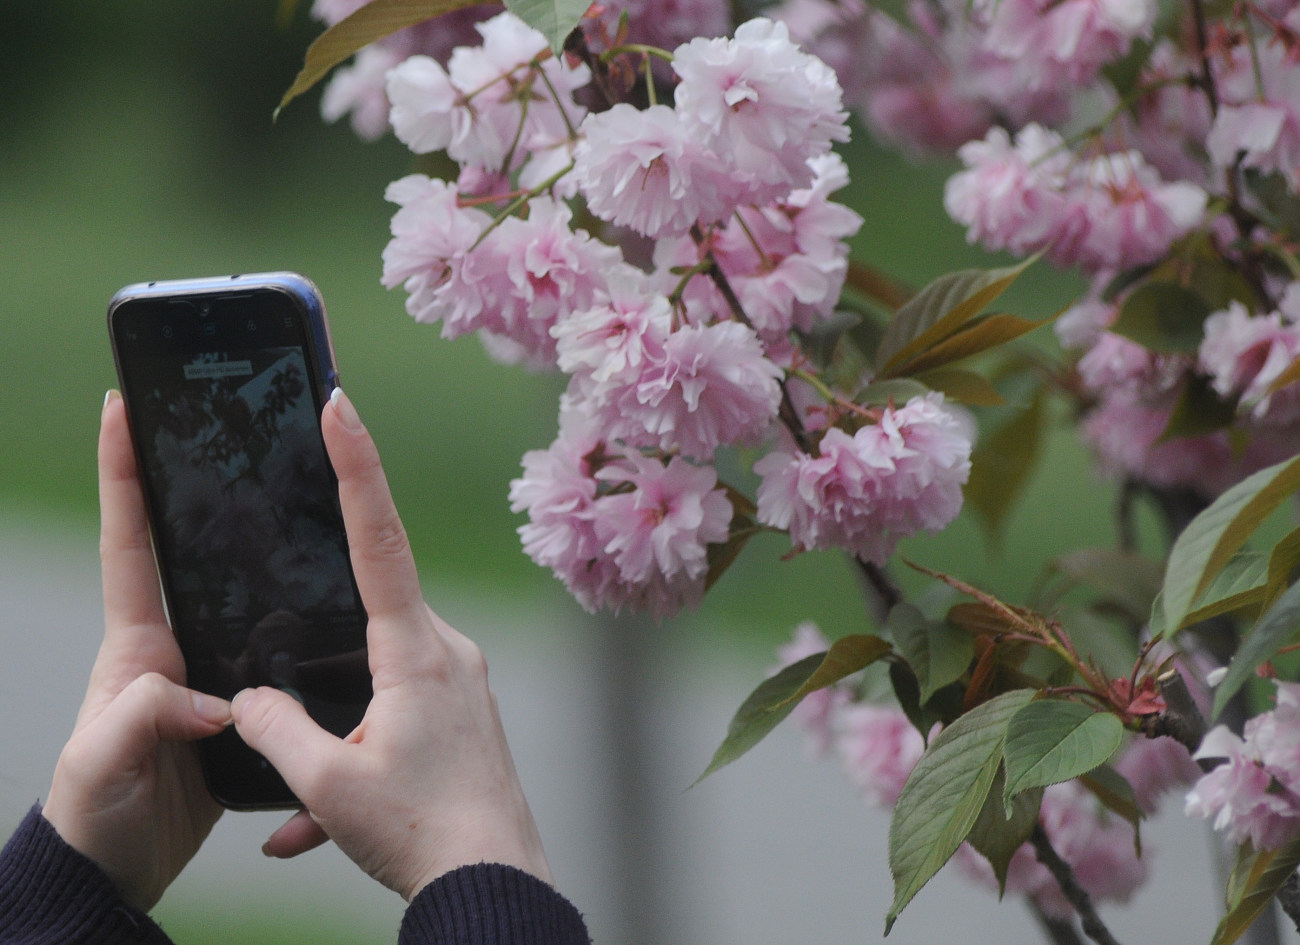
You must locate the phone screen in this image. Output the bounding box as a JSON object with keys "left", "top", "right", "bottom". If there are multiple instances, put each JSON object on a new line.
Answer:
{"left": 110, "top": 280, "right": 370, "bottom": 807}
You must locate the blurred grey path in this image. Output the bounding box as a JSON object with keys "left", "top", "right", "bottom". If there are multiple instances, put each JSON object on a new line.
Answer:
{"left": 0, "top": 508, "right": 1289, "bottom": 945}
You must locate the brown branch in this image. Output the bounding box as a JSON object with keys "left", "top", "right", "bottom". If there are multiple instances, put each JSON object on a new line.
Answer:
{"left": 1031, "top": 902, "right": 1088, "bottom": 945}
{"left": 854, "top": 557, "right": 904, "bottom": 623}
{"left": 689, "top": 223, "right": 815, "bottom": 454}
{"left": 1143, "top": 670, "right": 1212, "bottom": 767}
{"left": 1030, "top": 824, "right": 1125, "bottom": 945}
{"left": 1280, "top": 872, "right": 1300, "bottom": 935}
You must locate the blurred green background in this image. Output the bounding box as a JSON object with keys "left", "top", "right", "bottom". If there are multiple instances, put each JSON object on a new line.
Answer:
{"left": 1, "top": 3, "right": 1117, "bottom": 939}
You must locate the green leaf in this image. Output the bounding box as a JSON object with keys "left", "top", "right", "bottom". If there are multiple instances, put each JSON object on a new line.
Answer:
{"left": 782, "top": 634, "right": 893, "bottom": 709}
{"left": 875, "top": 259, "right": 1034, "bottom": 378}
{"left": 967, "top": 765, "right": 1043, "bottom": 895}
{"left": 1159, "top": 373, "right": 1239, "bottom": 441}
{"left": 1002, "top": 699, "right": 1125, "bottom": 814}
{"left": 888, "top": 312, "right": 1051, "bottom": 377}
{"left": 886, "top": 689, "right": 1035, "bottom": 933}
{"left": 965, "top": 389, "right": 1046, "bottom": 538}
{"left": 889, "top": 604, "right": 975, "bottom": 704}
{"left": 1150, "top": 549, "right": 1271, "bottom": 636}
{"left": 1078, "top": 764, "right": 1144, "bottom": 840}
{"left": 1161, "top": 453, "right": 1300, "bottom": 637}
{"left": 1211, "top": 578, "right": 1300, "bottom": 721}
{"left": 1211, "top": 838, "right": 1300, "bottom": 945}
{"left": 503, "top": 0, "right": 590, "bottom": 52}
{"left": 1109, "top": 281, "right": 1212, "bottom": 353}
{"left": 915, "top": 367, "right": 1006, "bottom": 406}
{"left": 278, "top": 0, "right": 482, "bottom": 114}
{"left": 695, "top": 635, "right": 892, "bottom": 783}
{"left": 856, "top": 377, "right": 932, "bottom": 407}
{"left": 1265, "top": 524, "right": 1300, "bottom": 609}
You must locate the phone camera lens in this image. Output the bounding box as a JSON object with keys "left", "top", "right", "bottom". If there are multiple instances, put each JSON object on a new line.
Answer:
{"left": 162, "top": 325, "right": 174, "bottom": 339}
{"left": 198, "top": 301, "right": 212, "bottom": 318}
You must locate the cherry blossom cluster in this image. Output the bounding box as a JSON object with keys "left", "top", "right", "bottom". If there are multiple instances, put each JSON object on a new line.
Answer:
{"left": 1186, "top": 681, "right": 1300, "bottom": 850}
{"left": 782, "top": 0, "right": 1300, "bottom": 501}
{"left": 364, "top": 9, "right": 977, "bottom": 617}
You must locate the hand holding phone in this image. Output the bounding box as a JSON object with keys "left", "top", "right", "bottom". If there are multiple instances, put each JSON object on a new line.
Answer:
{"left": 231, "top": 391, "right": 555, "bottom": 901}
{"left": 107, "top": 273, "right": 371, "bottom": 809}
{"left": 42, "top": 392, "right": 230, "bottom": 912}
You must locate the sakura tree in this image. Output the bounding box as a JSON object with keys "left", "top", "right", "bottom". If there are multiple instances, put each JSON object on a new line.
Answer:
{"left": 279, "top": 1, "right": 1300, "bottom": 942}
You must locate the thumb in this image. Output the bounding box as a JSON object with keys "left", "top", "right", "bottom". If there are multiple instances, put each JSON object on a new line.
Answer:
{"left": 230, "top": 688, "right": 340, "bottom": 799}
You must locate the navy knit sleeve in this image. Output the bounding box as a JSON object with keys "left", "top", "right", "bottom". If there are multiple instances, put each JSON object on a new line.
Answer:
{"left": 0, "top": 805, "right": 173, "bottom": 945}
{"left": 399, "top": 864, "right": 590, "bottom": 945}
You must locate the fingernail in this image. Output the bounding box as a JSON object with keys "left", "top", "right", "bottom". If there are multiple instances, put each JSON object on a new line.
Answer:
{"left": 261, "top": 841, "right": 274, "bottom": 857}
{"left": 230, "top": 688, "right": 255, "bottom": 721}
{"left": 330, "top": 387, "right": 364, "bottom": 433}
{"left": 103, "top": 389, "right": 119, "bottom": 411}
{"left": 193, "top": 691, "right": 233, "bottom": 727}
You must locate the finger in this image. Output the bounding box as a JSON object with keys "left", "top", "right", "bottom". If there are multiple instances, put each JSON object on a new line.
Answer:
{"left": 262, "top": 809, "right": 329, "bottom": 859}
{"left": 73, "top": 673, "right": 231, "bottom": 776}
{"left": 231, "top": 687, "right": 341, "bottom": 801}
{"left": 321, "top": 390, "right": 435, "bottom": 647}
{"left": 98, "top": 392, "right": 169, "bottom": 633}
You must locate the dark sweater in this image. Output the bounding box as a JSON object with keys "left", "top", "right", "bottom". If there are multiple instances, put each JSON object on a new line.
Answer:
{"left": 0, "top": 807, "right": 589, "bottom": 945}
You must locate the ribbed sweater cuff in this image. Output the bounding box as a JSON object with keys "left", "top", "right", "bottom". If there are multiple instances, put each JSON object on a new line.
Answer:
{"left": 400, "top": 864, "right": 590, "bottom": 945}
{"left": 0, "top": 805, "right": 172, "bottom": 945}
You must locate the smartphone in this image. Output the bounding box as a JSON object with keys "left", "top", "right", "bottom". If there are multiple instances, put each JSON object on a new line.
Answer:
{"left": 107, "top": 272, "right": 371, "bottom": 809}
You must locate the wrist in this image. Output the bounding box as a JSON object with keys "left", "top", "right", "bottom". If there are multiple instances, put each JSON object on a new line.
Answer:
{"left": 405, "top": 831, "right": 554, "bottom": 902}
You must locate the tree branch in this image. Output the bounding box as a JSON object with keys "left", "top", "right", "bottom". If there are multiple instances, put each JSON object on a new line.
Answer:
{"left": 854, "top": 557, "right": 904, "bottom": 623}
{"left": 1030, "top": 824, "right": 1124, "bottom": 945}
{"left": 1031, "top": 902, "right": 1087, "bottom": 945}
{"left": 1280, "top": 872, "right": 1300, "bottom": 935}
{"left": 1143, "top": 669, "right": 1210, "bottom": 765}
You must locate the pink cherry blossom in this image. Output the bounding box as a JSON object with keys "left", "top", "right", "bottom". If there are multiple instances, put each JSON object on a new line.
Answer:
{"left": 945, "top": 124, "right": 1074, "bottom": 258}
{"left": 655, "top": 152, "right": 862, "bottom": 340}
{"left": 672, "top": 18, "right": 849, "bottom": 206}
{"left": 1119, "top": 40, "right": 1214, "bottom": 186}
{"left": 380, "top": 173, "right": 491, "bottom": 329}
{"left": 320, "top": 45, "right": 402, "bottom": 141}
{"left": 1207, "top": 32, "right": 1300, "bottom": 189}
{"left": 508, "top": 410, "right": 622, "bottom": 613}
{"left": 1070, "top": 151, "right": 1208, "bottom": 273}
{"left": 755, "top": 393, "right": 973, "bottom": 565}
{"left": 1055, "top": 290, "right": 1116, "bottom": 352}
{"left": 313, "top": 1, "right": 497, "bottom": 139}
{"left": 1076, "top": 332, "right": 1188, "bottom": 401}
{"left": 1113, "top": 735, "right": 1201, "bottom": 815}
{"left": 572, "top": 104, "right": 732, "bottom": 238}
{"left": 1186, "top": 707, "right": 1300, "bottom": 851}
{"left": 947, "top": 125, "right": 1207, "bottom": 274}
{"left": 583, "top": 320, "right": 784, "bottom": 461}
{"left": 1079, "top": 394, "right": 1237, "bottom": 496}
{"left": 487, "top": 197, "right": 626, "bottom": 367}
{"left": 779, "top": 0, "right": 1072, "bottom": 155}
{"left": 977, "top": 0, "right": 1156, "bottom": 85}
{"left": 834, "top": 703, "right": 925, "bottom": 807}
{"left": 590, "top": 452, "right": 733, "bottom": 617}
{"left": 387, "top": 12, "right": 588, "bottom": 175}
{"left": 1199, "top": 300, "right": 1300, "bottom": 419}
